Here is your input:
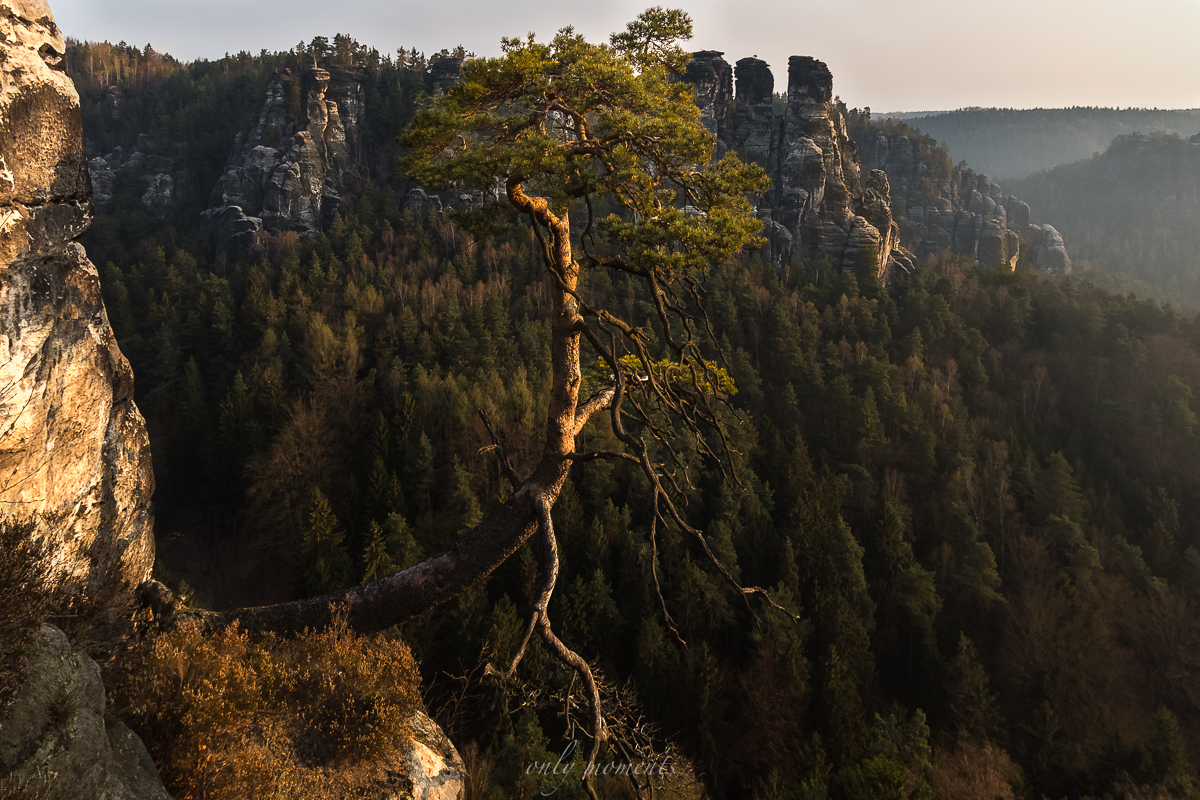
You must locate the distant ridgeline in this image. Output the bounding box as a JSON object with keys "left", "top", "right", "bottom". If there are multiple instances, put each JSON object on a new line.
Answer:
{"left": 1008, "top": 131, "right": 1200, "bottom": 306}
{"left": 72, "top": 40, "right": 1073, "bottom": 283}
{"left": 894, "top": 107, "right": 1200, "bottom": 182}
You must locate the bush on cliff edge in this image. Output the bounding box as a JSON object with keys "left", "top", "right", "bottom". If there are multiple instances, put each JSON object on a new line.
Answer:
{"left": 107, "top": 611, "right": 423, "bottom": 800}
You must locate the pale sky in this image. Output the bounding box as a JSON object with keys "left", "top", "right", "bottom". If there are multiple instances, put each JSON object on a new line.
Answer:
{"left": 50, "top": 0, "right": 1200, "bottom": 111}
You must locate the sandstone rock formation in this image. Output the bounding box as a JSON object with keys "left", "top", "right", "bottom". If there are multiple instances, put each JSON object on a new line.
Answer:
{"left": 0, "top": 624, "right": 172, "bottom": 800}
{"left": 682, "top": 51, "right": 732, "bottom": 155}
{"left": 0, "top": 0, "right": 155, "bottom": 602}
{"left": 397, "top": 710, "right": 467, "bottom": 800}
{"left": 859, "top": 128, "right": 1075, "bottom": 272}
{"left": 87, "top": 136, "right": 177, "bottom": 219}
{"left": 203, "top": 64, "right": 369, "bottom": 260}
{"left": 1026, "top": 222, "right": 1071, "bottom": 274}
{"left": 681, "top": 53, "right": 916, "bottom": 281}
{"left": 857, "top": 127, "right": 1071, "bottom": 273}
{"left": 429, "top": 56, "right": 464, "bottom": 92}
{"left": 730, "top": 57, "right": 774, "bottom": 171}
{"left": 681, "top": 52, "right": 1070, "bottom": 278}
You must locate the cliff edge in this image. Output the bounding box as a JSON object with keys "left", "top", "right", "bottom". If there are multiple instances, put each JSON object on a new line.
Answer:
{"left": 0, "top": 0, "right": 154, "bottom": 604}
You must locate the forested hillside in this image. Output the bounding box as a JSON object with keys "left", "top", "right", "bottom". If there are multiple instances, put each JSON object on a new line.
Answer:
{"left": 894, "top": 107, "right": 1200, "bottom": 181}
{"left": 71, "top": 40, "right": 1200, "bottom": 800}
{"left": 1008, "top": 132, "right": 1200, "bottom": 309}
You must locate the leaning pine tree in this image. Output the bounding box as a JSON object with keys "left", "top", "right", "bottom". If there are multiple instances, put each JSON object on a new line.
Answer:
{"left": 216, "top": 9, "right": 784, "bottom": 795}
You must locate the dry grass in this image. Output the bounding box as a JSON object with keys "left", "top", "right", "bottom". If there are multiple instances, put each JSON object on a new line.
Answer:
{"left": 108, "top": 611, "right": 423, "bottom": 800}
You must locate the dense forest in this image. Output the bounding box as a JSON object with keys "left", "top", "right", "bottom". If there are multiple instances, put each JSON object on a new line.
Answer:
{"left": 64, "top": 37, "right": 1200, "bottom": 800}
{"left": 890, "top": 107, "right": 1200, "bottom": 181}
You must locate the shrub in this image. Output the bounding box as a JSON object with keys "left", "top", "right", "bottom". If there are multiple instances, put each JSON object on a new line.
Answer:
{"left": 0, "top": 516, "right": 61, "bottom": 704}
{"left": 108, "top": 610, "right": 423, "bottom": 800}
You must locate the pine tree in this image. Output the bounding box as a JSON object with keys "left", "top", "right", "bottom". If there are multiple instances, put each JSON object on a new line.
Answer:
{"left": 450, "top": 456, "right": 482, "bottom": 533}
{"left": 384, "top": 512, "right": 422, "bottom": 569}
{"left": 1148, "top": 707, "right": 1197, "bottom": 798}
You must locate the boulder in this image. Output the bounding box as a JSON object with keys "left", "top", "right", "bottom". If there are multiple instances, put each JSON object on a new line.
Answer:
{"left": 0, "top": 624, "right": 172, "bottom": 800}
{"left": 392, "top": 710, "right": 466, "bottom": 800}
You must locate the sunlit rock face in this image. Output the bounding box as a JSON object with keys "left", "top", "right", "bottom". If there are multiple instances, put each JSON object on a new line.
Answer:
{"left": 0, "top": 0, "right": 155, "bottom": 604}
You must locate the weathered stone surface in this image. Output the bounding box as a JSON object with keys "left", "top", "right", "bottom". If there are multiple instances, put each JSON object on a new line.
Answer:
{"left": 391, "top": 710, "right": 466, "bottom": 800}
{"left": 402, "top": 186, "right": 444, "bottom": 221}
{"left": 731, "top": 57, "right": 775, "bottom": 171}
{"left": 140, "top": 173, "right": 174, "bottom": 219}
{"left": 87, "top": 156, "right": 116, "bottom": 207}
{"left": 858, "top": 125, "right": 1070, "bottom": 272}
{"left": 1026, "top": 223, "right": 1072, "bottom": 274}
{"left": 205, "top": 64, "right": 369, "bottom": 259}
{"left": 0, "top": 625, "right": 172, "bottom": 800}
{"left": 0, "top": 0, "right": 154, "bottom": 602}
{"left": 429, "top": 57, "right": 464, "bottom": 92}
{"left": 679, "top": 51, "right": 732, "bottom": 153}
{"left": 200, "top": 204, "right": 267, "bottom": 262}
{"left": 88, "top": 137, "right": 180, "bottom": 218}
{"left": 716, "top": 53, "right": 913, "bottom": 281}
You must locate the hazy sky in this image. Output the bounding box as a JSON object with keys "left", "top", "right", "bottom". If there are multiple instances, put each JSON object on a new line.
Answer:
{"left": 50, "top": 0, "right": 1200, "bottom": 111}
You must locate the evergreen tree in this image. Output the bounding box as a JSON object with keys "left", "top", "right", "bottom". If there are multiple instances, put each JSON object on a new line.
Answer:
{"left": 361, "top": 520, "right": 397, "bottom": 582}
{"left": 944, "top": 634, "right": 1002, "bottom": 743}
{"left": 300, "top": 488, "right": 352, "bottom": 594}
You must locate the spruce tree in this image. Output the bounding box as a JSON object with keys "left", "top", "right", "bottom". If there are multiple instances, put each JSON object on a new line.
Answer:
{"left": 300, "top": 487, "right": 352, "bottom": 594}
{"left": 361, "top": 520, "right": 397, "bottom": 583}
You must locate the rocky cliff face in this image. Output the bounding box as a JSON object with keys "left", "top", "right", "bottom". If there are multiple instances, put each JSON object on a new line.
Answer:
{"left": 203, "top": 65, "right": 369, "bottom": 260}
{"left": 858, "top": 129, "right": 1072, "bottom": 274}
{"left": 682, "top": 52, "right": 1070, "bottom": 278}
{"left": 87, "top": 134, "right": 177, "bottom": 220}
{"left": 682, "top": 53, "right": 915, "bottom": 281}
{"left": 0, "top": 0, "right": 154, "bottom": 602}
{"left": 0, "top": 625, "right": 172, "bottom": 800}
{"left": 684, "top": 51, "right": 732, "bottom": 156}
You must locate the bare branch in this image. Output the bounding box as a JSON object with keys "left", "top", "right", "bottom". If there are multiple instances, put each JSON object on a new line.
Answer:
{"left": 649, "top": 487, "right": 686, "bottom": 648}
{"left": 478, "top": 409, "right": 521, "bottom": 492}
{"left": 573, "top": 386, "right": 616, "bottom": 436}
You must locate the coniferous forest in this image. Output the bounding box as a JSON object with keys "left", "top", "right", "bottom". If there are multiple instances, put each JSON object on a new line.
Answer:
{"left": 46, "top": 31, "right": 1200, "bottom": 800}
